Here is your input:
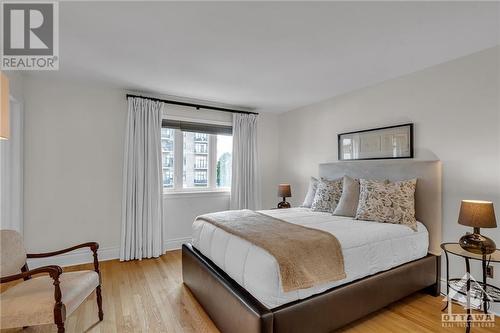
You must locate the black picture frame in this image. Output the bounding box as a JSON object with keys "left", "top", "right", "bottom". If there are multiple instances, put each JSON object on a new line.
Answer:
{"left": 337, "top": 123, "right": 414, "bottom": 161}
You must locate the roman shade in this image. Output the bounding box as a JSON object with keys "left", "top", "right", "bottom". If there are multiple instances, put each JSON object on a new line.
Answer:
{"left": 162, "top": 119, "right": 232, "bottom": 135}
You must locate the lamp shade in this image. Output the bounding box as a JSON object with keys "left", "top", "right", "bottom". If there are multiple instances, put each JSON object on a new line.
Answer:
{"left": 278, "top": 184, "right": 291, "bottom": 198}
{"left": 458, "top": 200, "right": 497, "bottom": 228}
{"left": 0, "top": 71, "right": 9, "bottom": 140}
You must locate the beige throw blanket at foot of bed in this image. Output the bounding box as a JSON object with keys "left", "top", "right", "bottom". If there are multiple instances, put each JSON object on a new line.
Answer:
{"left": 195, "top": 209, "right": 346, "bottom": 292}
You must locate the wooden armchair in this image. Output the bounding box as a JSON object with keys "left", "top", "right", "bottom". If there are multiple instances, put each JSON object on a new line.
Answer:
{"left": 0, "top": 230, "right": 103, "bottom": 333}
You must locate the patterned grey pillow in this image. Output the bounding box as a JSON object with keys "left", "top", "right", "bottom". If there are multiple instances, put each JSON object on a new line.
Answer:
{"left": 311, "top": 178, "right": 343, "bottom": 212}
{"left": 355, "top": 178, "right": 417, "bottom": 231}
{"left": 301, "top": 177, "right": 319, "bottom": 208}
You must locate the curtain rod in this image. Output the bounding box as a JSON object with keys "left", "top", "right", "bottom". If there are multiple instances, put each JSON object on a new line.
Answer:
{"left": 126, "top": 94, "right": 258, "bottom": 115}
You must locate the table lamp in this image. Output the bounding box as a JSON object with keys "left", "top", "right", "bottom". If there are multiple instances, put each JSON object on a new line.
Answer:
{"left": 458, "top": 200, "right": 497, "bottom": 254}
{"left": 277, "top": 184, "right": 291, "bottom": 209}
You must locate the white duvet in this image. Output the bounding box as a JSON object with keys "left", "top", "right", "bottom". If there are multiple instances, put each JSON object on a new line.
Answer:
{"left": 192, "top": 207, "right": 428, "bottom": 309}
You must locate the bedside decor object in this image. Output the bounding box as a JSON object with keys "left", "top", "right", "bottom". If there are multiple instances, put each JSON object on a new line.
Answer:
{"left": 277, "top": 184, "right": 292, "bottom": 208}
{"left": 0, "top": 71, "right": 9, "bottom": 140}
{"left": 458, "top": 200, "right": 497, "bottom": 255}
{"left": 441, "top": 243, "right": 500, "bottom": 333}
{"left": 338, "top": 123, "right": 413, "bottom": 160}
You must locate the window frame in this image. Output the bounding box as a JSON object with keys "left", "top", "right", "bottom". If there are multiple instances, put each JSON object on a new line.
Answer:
{"left": 161, "top": 128, "right": 176, "bottom": 189}
{"left": 162, "top": 119, "right": 232, "bottom": 194}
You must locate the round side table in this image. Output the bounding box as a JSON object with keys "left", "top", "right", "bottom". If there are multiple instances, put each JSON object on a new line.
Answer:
{"left": 441, "top": 243, "right": 500, "bottom": 333}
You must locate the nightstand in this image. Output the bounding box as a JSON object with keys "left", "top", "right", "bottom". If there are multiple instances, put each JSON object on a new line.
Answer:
{"left": 441, "top": 243, "right": 500, "bottom": 332}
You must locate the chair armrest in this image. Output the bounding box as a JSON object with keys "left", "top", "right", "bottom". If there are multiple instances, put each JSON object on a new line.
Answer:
{"left": 27, "top": 242, "right": 101, "bottom": 275}
{"left": 27, "top": 242, "right": 99, "bottom": 258}
{"left": 0, "top": 265, "right": 62, "bottom": 284}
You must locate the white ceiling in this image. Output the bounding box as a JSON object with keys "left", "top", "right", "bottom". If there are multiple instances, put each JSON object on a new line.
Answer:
{"left": 37, "top": 1, "right": 499, "bottom": 113}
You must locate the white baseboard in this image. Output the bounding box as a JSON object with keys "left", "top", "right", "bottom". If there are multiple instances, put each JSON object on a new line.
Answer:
{"left": 440, "top": 278, "right": 500, "bottom": 317}
{"left": 27, "top": 237, "right": 192, "bottom": 269}
{"left": 165, "top": 236, "right": 192, "bottom": 251}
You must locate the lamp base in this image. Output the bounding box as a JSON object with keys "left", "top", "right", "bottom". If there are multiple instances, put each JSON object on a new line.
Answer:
{"left": 277, "top": 199, "right": 291, "bottom": 209}
{"left": 459, "top": 228, "right": 496, "bottom": 255}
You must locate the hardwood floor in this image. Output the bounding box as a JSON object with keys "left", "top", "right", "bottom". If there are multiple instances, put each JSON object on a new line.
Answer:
{"left": 2, "top": 250, "right": 498, "bottom": 333}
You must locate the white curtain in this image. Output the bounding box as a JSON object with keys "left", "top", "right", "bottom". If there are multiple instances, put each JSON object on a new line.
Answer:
{"left": 120, "top": 97, "right": 165, "bottom": 261}
{"left": 230, "top": 113, "right": 261, "bottom": 210}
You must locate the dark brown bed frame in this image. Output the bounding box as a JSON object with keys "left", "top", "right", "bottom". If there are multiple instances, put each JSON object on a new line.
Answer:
{"left": 182, "top": 160, "right": 442, "bottom": 332}
{"left": 182, "top": 243, "right": 440, "bottom": 333}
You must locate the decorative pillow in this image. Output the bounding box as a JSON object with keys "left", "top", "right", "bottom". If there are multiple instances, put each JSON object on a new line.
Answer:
{"left": 311, "top": 178, "right": 343, "bottom": 212}
{"left": 301, "top": 177, "right": 318, "bottom": 208}
{"left": 355, "top": 178, "right": 417, "bottom": 231}
{"left": 333, "top": 176, "right": 360, "bottom": 217}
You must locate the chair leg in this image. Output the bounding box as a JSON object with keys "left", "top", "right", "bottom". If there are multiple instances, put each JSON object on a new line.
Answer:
{"left": 57, "top": 322, "right": 65, "bottom": 333}
{"left": 96, "top": 285, "right": 104, "bottom": 321}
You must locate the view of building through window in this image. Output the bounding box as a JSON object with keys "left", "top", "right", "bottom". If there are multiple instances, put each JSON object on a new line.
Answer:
{"left": 161, "top": 128, "right": 175, "bottom": 188}
{"left": 161, "top": 128, "right": 232, "bottom": 190}
{"left": 183, "top": 132, "right": 209, "bottom": 187}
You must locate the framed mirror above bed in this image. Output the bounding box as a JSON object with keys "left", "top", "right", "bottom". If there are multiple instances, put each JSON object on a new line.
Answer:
{"left": 338, "top": 123, "right": 414, "bottom": 160}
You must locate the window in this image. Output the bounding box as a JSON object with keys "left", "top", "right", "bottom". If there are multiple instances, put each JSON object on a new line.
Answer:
{"left": 194, "top": 142, "right": 207, "bottom": 153}
{"left": 195, "top": 155, "right": 207, "bottom": 169}
{"left": 161, "top": 123, "right": 232, "bottom": 192}
{"left": 194, "top": 170, "right": 208, "bottom": 185}
{"left": 161, "top": 128, "right": 175, "bottom": 188}
{"left": 183, "top": 132, "right": 209, "bottom": 188}
{"left": 194, "top": 133, "right": 208, "bottom": 142}
{"left": 162, "top": 169, "right": 174, "bottom": 188}
{"left": 216, "top": 134, "right": 232, "bottom": 188}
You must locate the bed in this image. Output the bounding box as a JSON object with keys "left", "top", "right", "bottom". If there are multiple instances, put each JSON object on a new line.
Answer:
{"left": 182, "top": 160, "right": 442, "bottom": 333}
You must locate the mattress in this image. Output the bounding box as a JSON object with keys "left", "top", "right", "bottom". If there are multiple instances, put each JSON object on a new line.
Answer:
{"left": 192, "top": 207, "right": 429, "bottom": 309}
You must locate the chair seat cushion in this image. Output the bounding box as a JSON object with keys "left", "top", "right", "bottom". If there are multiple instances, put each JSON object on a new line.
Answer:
{"left": 0, "top": 270, "right": 99, "bottom": 329}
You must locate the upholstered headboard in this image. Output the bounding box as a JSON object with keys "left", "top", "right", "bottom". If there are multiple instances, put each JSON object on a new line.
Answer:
{"left": 319, "top": 160, "right": 442, "bottom": 255}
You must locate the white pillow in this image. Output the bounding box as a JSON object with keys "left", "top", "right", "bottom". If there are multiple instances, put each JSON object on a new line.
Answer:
{"left": 333, "top": 176, "right": 360, "bottom": 217}
{"left": 301, "top": 177, "right": 318, "bottom": 208}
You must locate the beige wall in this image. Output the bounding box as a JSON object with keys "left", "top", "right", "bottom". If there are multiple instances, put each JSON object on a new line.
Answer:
{"left": 258, "top": 112, "right": 281, "bottom": 209}
{"left": 22, "top": 76, "right": 279, "bottom": 262}
{"left": 23, "top": 77, "right": 126, "bottom": 255}
{"left": 277, "top": 46, "right": 500, "bottom": 307}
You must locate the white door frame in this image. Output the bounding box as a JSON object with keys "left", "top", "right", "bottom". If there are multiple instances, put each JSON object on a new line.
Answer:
{"left": 0, "top": 96, "right": 23, "bottom": 233}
